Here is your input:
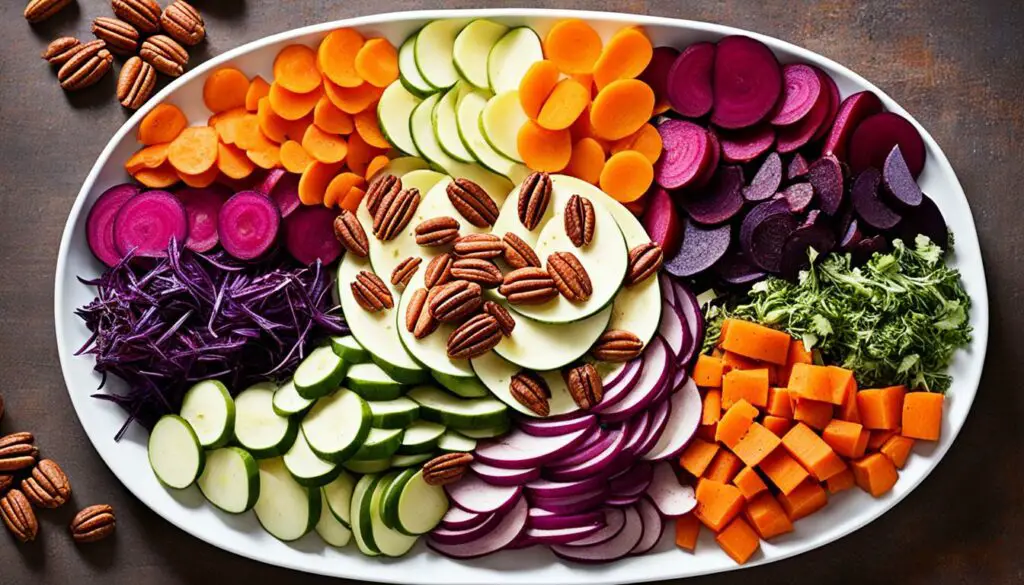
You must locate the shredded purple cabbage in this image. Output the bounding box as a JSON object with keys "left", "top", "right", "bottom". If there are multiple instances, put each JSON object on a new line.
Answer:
{"left": 75, "top": 240, "right": 347, "bottom": 439}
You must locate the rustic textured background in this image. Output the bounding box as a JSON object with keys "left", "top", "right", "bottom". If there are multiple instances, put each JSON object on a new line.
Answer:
{"left": 1, "top": 1, "right": 1021, "bottom": 584}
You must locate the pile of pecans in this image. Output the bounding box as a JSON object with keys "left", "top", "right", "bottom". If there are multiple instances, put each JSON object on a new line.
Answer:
{"left": 0, "top": 392, "right": 116, "bottom": 545}
{"left": 28, "top": 0, "right": 206, "bottom": 109}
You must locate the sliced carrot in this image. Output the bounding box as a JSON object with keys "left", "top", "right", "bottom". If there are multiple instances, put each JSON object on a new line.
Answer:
{"left": 720, "top": 319, "right": 792, "bottom": 365}
{"left": 217, "top": 143, "right": 255, "bottom": 179}
{"left": 133, "top": 162, "right": 180, "bottom": 188}
{"left": 125, "top": 144, "right": 169, "bottom": 174}
{"left": 777, "top": 480, "right": 828, "bottom": 521}
{"left": 593, "top": 27, "right": 654, "bottom": 90}
{"left": 610, "top": 123, "right": 663, "bottom": 163}
{"left": 202, "top": 67, "right": 249, "bottom": 114}
{"left": 825, "top": 466, "right": 856, "bottom": 494}
{"left": 537, "top": 78, "right": 591, "bottom": 131}
{"left": 339, "top": 185, "right": 366, "bottom": 212}
{"left": 354, "top": 38, "right": 399, "bottom": 88}
{"left": 758, "top": 449, "right": 809, "bottom": 495}
{"left": 273, "top": 44, "right": 322, "bottom": 94}
{"left": 716, "top": 399, "right": 759, "bottom": 448}
{"left": 257, "top": 97, "right": 290, "bottom": 143}
{"left": 279, "top": 140, "right": 313, "bottom": 174}
{"left": 778, "top": 338, "right": 813, "bottom": 386}
{"left": 732, "top": 466, "right": 768, "bottom": 500}
{"left": 702, "top": 389, "right": 722, "bottom": 426}
{"left": 762, "top": 415, "right": 792, "bottom": 438}
{"left": 744, "top": 493, "right": 793, "bottom": 539}
{"left": 323, "top": 172, "right": 366, "bottom": 208}
{"left": 792, "top": 397, "right": 834, "bottom": 430}
{"left": 564, "top": 137, "right": 605, "bottom": 185}
{"left": 901, "top": 391, "right": 943, "bottom": 440}
{"left": 211, "top": 107, "right": 249, "bottom": 144}
{"left": 544, "top": 19, "right": 602, "bottom": 74}
{"left": 570, "top": 104, "right": 598, "bottom": 142}
{"left": 599, "top": 150, "right": 653, "bottom": 203}
{"left": 723, "top": 351, "right": 762, "bottom": 371}
{"left": 850, "top": 453, "right": 899, "bottom": 497}
{"left": 766, "top": 387, "right": 793, "bottom": 418}
{"left": 137, "top": 104, "right": 187, "bottom": 145}
{"left": 346, "top": 131, "right": 382, "bottom": 177}
{"left": 364, "top": 154, "right": 390, "bottom": 180}
{"left": 674, "top": 513, "right": 700, "bottom": 552}
{"left": 867, "top": 428, "right": 900, "bottom": 451}
{"left": 704, "top": 449, "right": 743, "bottom": 484}
{"left": 519, "top": 60, "right": 561, "bottom": 120}
{"left": 694, "top": 355, "right": 725, "bottom": 388}
{"left": 837, "top": 376, "right": 862, "bottom": 423}
{"left": 715, "top": 516, "right": 760, "bottom": 564}
{"left": 857, "top": 386, "right": 906, "bottom": 430}
{"left": 245, "top": 76, "right": 271, "bottom": 112}
{"left": 230, "top": 114, "right": 266, "bottom": 151}
{"left": 177, "top": 165, "right": 220, "bottom": 188}
{"left": 722, "top": 369, "right": 770, "bottom": 409}
{"left": 302, "top": 124, "right": 348, "bottom": 164}
{"left": 589, "top": 79, "right": 654, "bottom": 140}
{"left": 694, "top": 479, "right": 745, "bottom": 532}
{"left": 284, "top": 115, "right": 314, "bottom": 143}
{"left": 731, "top": 422, "right": 782, "bottom": 468}
{"left": 880, "top": 434, "right": 915, "bottom": 469}
{"left": 572, "top": 73, "right": 596, "bottom": 97}
{"left": 679, "top": 437, "right": 720, "bottom": 477}
{"left": 781, "top": 422, "right": 846, "bottom": 481}
{"left": 269, "top": 82, "right": 323, "bottom": 121}
{"left": 788, "top": 363, "right": 835, "bottom": 403}
{"left": 696, "top": 424, "right": 717, "bottom": 443}
{"left": 821, "top": 419, "right": 868, "bottom": 459}
{"left": 518, "top": 120, "right": 571, "bottom": 172}
{"left": 323, "top": 80, "right": 384, "bottom": 115}
{"left": 354, "top": 108, "right": 391, "bottom": 149}
{"left": 317, "top": 28, "right": 365, "bottom": 88}
{"left": 298, "top": 161, "right": 343, "bottom": 205}
{"left": 313, "top": 96, "right": 354, "bottom": 135}
{"left": 246, "top": 142, "right": 281, "bottom": 170}
{"left": 167, "top": 126, "right": 219, "bottom": 175}
{"left": 826, "top": 366, "right": 856, "bottom": 405}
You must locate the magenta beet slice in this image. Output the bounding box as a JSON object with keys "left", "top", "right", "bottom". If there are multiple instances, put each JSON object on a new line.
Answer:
{"left": 664, "top": 219, "right": 731, "bottom": 277}
{"left": 217, "top": 190, "right": 280, "bottom": 260}
{"left": 774, "top": 182, "right": 815, "bottom": 213}
{"left": 770, "top": 64, "right": 823, "bottom": 126}
{"left": 113, "top": 190, "right": 189, "bottom": 258}
{"left": 640, "top": 46, "right": 680, "bottom": 108}
{"left": 787, "top": 153, "right": 810, "bottom": 180}
{"left": 811, "top": 69, "right": 841, "bottom": 142}
{"left": 839, "top": 217, "right": 863, "bottom": 250}
{"left": 693, "top": 129, "right": 721, "bottom": 188}
{"left": 807, "top": 154, "right": 845, "bottom": 215}
{"left": 743, "top": 152, "right": 783, "bottom": 202}
{"left": 641, "top": 187, "right": 682, "bottom": 255}
{"left": 87, "top": 183, "right": 141, "bottom": 266}
{"left": 740, "top": 199, "right": 798, "bottom": 272}
{"left": 176, "top": 185, "right": 231, "bottom": 253}
{"left": 823, "top": 91, "right": 884, "bottom": 161}
{"left": 882, "top": 145, "right": 924, "bottom": 207}
{"left": 849, "top": 112, "right": 926, "bottom": 178}
{"left": 256, "top": 169, "right": 287, "bottom": 196}
{"left": 710, "top": 36, "right": 782, "bottom": 129}
{"left": 713, "top": 251, "right": 766, "bottom": 286}
{"left": 666, "top": 42, "right": 715, "bottom": 118}
{"left": 655, "top": 120, "right": 713, "bottom": 190}
{"left": 851, "top": 168, "right": 901, "bottom": 230}
{"left": 680, "top": 165, "right": 744, "bottom": 225}
{"left": 896, "top": 193, "right": 948, "bottom": 251}
{"left": 283, "top": 205, "right": 342, "bottom": 265}
{"left": 775, "top": 75, "right": 831, "bottom": 154}
{"left": 780, "top": 211, "right": 837, "bottom": 278}
{"left": 719, "top": 125, "right": 775, "bottom": 163}
{"left": 269, "top": 173, "right": 301, "bottom": 218}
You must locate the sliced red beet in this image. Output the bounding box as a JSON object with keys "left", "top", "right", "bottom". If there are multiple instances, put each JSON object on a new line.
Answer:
{"left": 881, "top": 145, "right": 923, "bottom": 208}
{"left": 775, "top": 76, "right": 831, "bottom": 154}
{"left": 693, "top": 129, "right": 721, "bottom": 188}
{"left": 113, "top": 190, "right": 189, "bottom": 259}
{"left": 710, "top": 36, "right": 782, "bottom": 130}
{"left": 87, "top": 183, "right": 140, "bottom": 266}
{"left": 787, "top": 153, "right": 810, "bottom": 181}
{"left": 811, "top": 69, "right": 841, "bottom": 142}
{"left": 641, "top": 46, "right": 680, "bottom": 109}
{"left": 774, "top": 182, "right": 815, "bottom": 213}
{"left": 823, "top": 91, "right": 884, "bottom": 161}
{"left": 780, "top": 210, "right": 836, "bottom": 278}
{"left": 770, "top": 64, "right": 823, "bottom": 126}
{"left": 851, "top": 234, "right": 889, "bottom": 265}
{"left": 742, "top": 152, "right": 782, "bottom": 202}
{"left": 176, "top": 185, "right": 231, "bottom": 253}
{"left": 851, "top": 168, "right": 901, "bottom": 230}
{"left": 666, "top": 42, "right": 715, "bottom": 118}
{"left": 270, "top": 174, "right": 301, "bottom": 218}
{"left": 218, "top": 190, "right": 281, "bottom": 261}
{"left": 807, "top": 154, "right": 844, "bottom": 215}
{"left": 839, "top": 217, "right": 863, "bottom": 250}
{"left": 641, "top": 187, "right": 683, "bottom": 256}
{"left": 713, "top": 250, "right": 766, "bottom": 286}
{"left": 719, "top": 125, "right": 775, "bottom": 163}
{"left": 284, "top": 205, "right": 343, "bottom": 265}
{"left": 679, "top": 165, "right": 744, "bottom": 225}
{"left": 256, "top": 169, "right": 287, "bottom": 196}
{"left": 849, "top": 112, "right": 926, "bottom": 178}
{"left": 895, "top": 193, "right": 949, "bottom": 251}
{"left": 740, "top": 199, "right": 798, "bottom": 272}
{"left": 655, "top": 120, "right": 714, "bottom": 190}
{"left": 664, "top": 219, "right": 731, "bottom": 277}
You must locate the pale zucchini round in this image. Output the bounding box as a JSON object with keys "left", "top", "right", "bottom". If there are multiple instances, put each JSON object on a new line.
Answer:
{"left": 349, "top": 474, "right": 382, "bottom": 556}
{"left": 369, "top": 472, "right": 419, "bottom": 557}
{"left": 377, "top": 81, "right": 423, "bottom": 157}
{"left": 343, "top": 457, "right": 393, "bottom": 475}
{"left": 437, "top": 431, "right": 477, "bottom": 453}
{"left": 272, "top": 379, "right": 313, "bottom": 417}
{"left": 197, "top": 447, "right": 260, "bottom": 514}
{"left": 453, "top": 19, "right": 510, "bottom": 90}
{"left": 398, "top": 33, "right": 435, "bottom": 96}
{"left": 390, "top": 452, "right": 435, "bottom": 468}
{"left": 345, "top": 362, "right": 404, "bottom": 400}
{"left": 352, "top": 427, "right": 405, "bottom": 461}
{"left": 315, "top": 490, "right": 353, "bottom": 547}
{"left": 301, "top": 388, "right": 371, "bottom": 463}
{"left": 253, "top": 458, "right": 320, "bottom": 542}
{"left": 395, "top": 469, "right": 449, "bottom": 535}
{"left": 148, "top": 415, "right": 204, "bottom": 490}
{"left": 233, "top": 382, "right": 298, "bottom": 459}
{"left": 431, "top": 371, "right": 490, "bottom": 398}
{"left": 322, "top": 470, "right": 357, "bottom": 528}
{"left": 414, "top": 18, "right": 469, "bottom": 90}
{"left": 284, "top": 431, "right": 340, "bottom": 487}
{"left": 367, "top": 397, "right": 420, "bottom": 429}
{"left": 432, "top": 83, "right": 476, "bottom": 163}
{"left": 396, "top": 420, "right": 446, "bottom": 455}
{"left": 480, "top": 90, "right": 528, "bottom": 162}
{"left": 456, "top": 90, "right": 530, "bottom": 182}
{"left": 294, "top": 345, "right": 348, "bottom": 400}
{"left": 179, "top": 380, "right": 234, "bottom": 449}
{"left": 406, "top": 385, "right": 509, "bottom": 431}
{"left": 456, "top": 422, "right": 511, "bottom": 440}
{"left": 487, "top": 27, "right": 543, "bottom": 94}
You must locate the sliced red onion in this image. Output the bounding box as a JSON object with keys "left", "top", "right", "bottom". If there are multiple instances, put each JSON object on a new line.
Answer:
{"left": 473, "top": 427, "right": 589, "bottom": 469}
{"left": 505, "top": 533, "right": 536, "bottom": 549}
{"left": 445, "top": 472, "right": 523, "bottom": 514}
{"left": 429, "top": 511, "right": 506, "bottom": 545}
{"left": 545, "top": 427, "right": 629, "bottom": 482}
{"left": 629, "top": 497, "right": 664, "bottom": 555}
{"left": 427, "top": 497, "right": 528, "bottom": 559}
{"left": 642, "top": 377, "right": 701, "bottom": 461}
{"left": 659, "top": 273, "right": 676, "bottom": 306}
{"left": 470, "top": 462, "right": 541, "bottom": 487}
{"left": 518, "top": 413, "right": 597, "bottom": 438}
{"left": 552, "top": 506, "right": 644, "bottom": 563}
{"left": 530, "top": 486, "right": 609, "bottom": 515}
{"left": 621, "top": 410, "right": 651, "bottom": 456}
{"left": 527, "top": 523, "right": 604, "bottom": 545}
{"left": 606, "top": 494, "right": 642, "bottom": 507}
{"left": 657, "top": 301, "right": 687, "bottom": 360}
{"left": 592, "top": 357, "right": 643, "bottom": 413}
{"left": 525, "top": 476, "right": 608, "bottom": 500}
{"left": 609, "top": 462, "right": 654, "bottom": 498}
{"left": 527, "top": 508, "right": 606, "bottom": 530}
{"left": 645, "top": 462, "right": 697, "bottom": 516}
{"left": 633, "top": 398, "right": 671, "bottom": 457}
{"left": 562, "top": 508, "right": 626, "bottom": 547}
{"left": 599, "top": 338, "right": 673, "bottom": 422}
{"left": 547, "top": 427, "right": 612, "bottom": 468}
{"left": 671, "top": 280, "right": 705, "bottom": 366}
{"left": 439, "top": 506, "right": 492, "bottom": 531}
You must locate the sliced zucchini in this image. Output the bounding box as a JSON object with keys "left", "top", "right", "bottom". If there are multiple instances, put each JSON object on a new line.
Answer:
{"left": 369, "top": 472, "right": 418, "bottom": 557}
{"left": 410, "top": 92, "right": 447, "bottom": 169}
{"left": 254, "top": 457, "right": 320, "bottom": 542}
{"left": 456, "top": 90, "right": 530, "bottom": 182}
{"left": 432, "top": 83, "right": 475, "bottom": 163}
{"left": 349, "top": 473, "right": 381, "bottom": 556}
{"left": 343, "top": 458, "right": 393, "bottom": 474}
{"left": 369, "top": 156, "right": 430, "bottom": 182}
{"left": 149, "top": 415, "right": 204, "bottom": 490}
{"left": 413, "top": 18, "right": 468, "bottom": 90}
{"left": 315, "top": 490, "right": 353, "bottom": 547}
{"left": 179, "top": 380, "right": 234, "bottom": 449}
{"left": 380, "top": 468, "right": 418, "bottom": 530}
{"left": 233, "top": 382, "right": 298, "bottom": 458}
{"left": 322, "top": 470, "right": 357, "bottom": 527}
{"left": 272, "top": 379, "right": 313, "bottom": 417}
{"left": 346, "top": 362, "right": 404, "bottom": 400}
{"left": 353, "top": 427, "right": 405, "bottom": 461}
{"left": 492, "top": 298, "right": 613, "bottom": 371}
{"left": 407, "top": 385, "right": 508, "bottom": 431}
{"left": 432, "top": 370, "right": 490, "bottom": 398}
{"left": 198, "top": 446, "right": 259, "bottom": 514}
{"left": 398, "top": 33, "right": 434, "bottom": 96}
{"left": 487, "top": 27, "right": 543, "bottom": 94}
{"left": 391, "top": 452, "right": 435, "bottom": 468}
{"left": 453, "top": 19, "right": 510, "bottom": 90}
{"left": 284, "top": 431, "right": 340, "bottom": 487}
{"left": 377, "top": 81, "right": 422, "bottom": 156}
{"left": 395, "top": 469, "right": 449, "bottom": 535}
{"left": 301, "top": 388, "right": 371, "bottom": 463}
{"left": 472, "top": 351, "right": 582, "bottom": 418}
{"left": 397, "top": 420, "right": 446, "bottom": 455}
{"left": 294, "top": 345, "right": 348, "bottom": 399}
{"left": 437, "top": 431, "right": 477, "bottom": 453}
{"left": 480, "top": 90, "right": 528, "bottom": 162}
{"left": 456, "top": 421, "right": 511, "bottom": 439}
{"left": 367, "top": 397, "right": 420, "bottom": 429}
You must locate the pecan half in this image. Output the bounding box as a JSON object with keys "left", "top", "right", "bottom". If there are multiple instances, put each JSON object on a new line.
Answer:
{"left": 453, "top": 233, "right": 504, "bottom": 260}
{"left": 351, "top": 271, "right": 393, "bottom": 312}
{"left": 70, "top": 504, "right": 116, "bottom": 544}
{"left": 0, "top": 433, "right": 38, "bottom": 473}
{"left": 482, "top": 301, "right": 515, "bottom": 336}
{"left": 41, "top": 37, "right": 82, "bottom": 65}
{"left": 117, "top": 56, "right": 156, "bottom": 110}
{"left": 390, "top": 256, "right": 421, "bottom": 288}
{"left": 499, "top": 267, "right": 558, "bottom": 305}
{"left": 24, "top": 0, "right": 72, "bottom": 23}
{"left": 510, "top": 371, "right": 551, "bottom": 416}
{"left": 0, "top": 475, "right": 12, "bottom": 496}
{"left": 502, "top": 233, "right": 541, "bottom": 269}
{"left": 566, "top": 363, "right": 603, "bottom": 410}
{"left": 451, "top": 258, "right": 502, "bottom": 289}
{"left": 21, "top": 459, "right": 71, "bottom": 509}
{"left": 447, "top": 314, "right": 501, "bottom": 359}
{"left": 424, "top": 253, "right": 454, "bottom": 289}
{"left": 372, "top": 187, "right": 420, "bottom": 241}
{"left": 112, "top": 0, "right": 162, "bottom": 34}
{"left": 422, "top": 453, "right": 473, "bottom": 486}
{"left": 0, "top": 489, "right": 38, "bottom": 543}
{"left": 333, "top": 209, "right": 369, "bottom": 257}
{"left": 428, "top": 280, "right": 483, "bottom": 323}
{"left": 404, "top": 287, "right": 436, "bottom": 339}
{"left": 415, "top": 216, "right": 460, "bottom": 247}
{"left": 365, "top": 174, "right": 400, "bottom": 217}
{"left": 517, "top": 171, "right": 553, "bottom": 230}
{"left": 591, "top": 330, "right": 643, "bottom": 362}
{"left": 564, "top": 194, "right": 596, "bottom": 248}
{"left": 547, "top": 252, "right": 593, "bottom": 302}
{"left": 92, "top": 16, "right": 140, "bottom": 55}
{"left": 140, "top": 34, "right": 188, "bottom": 77}
{"left": 57, "top": 40, "right": 113, "bottom": 91}
{"left": 626, "top": 242, "right": 663, "bottom": 286}
{"left": 447, "top": 178, "right": 498, "bottom": 227}
{"left": 160, "top": 1, "right": 205, "bottom": 46}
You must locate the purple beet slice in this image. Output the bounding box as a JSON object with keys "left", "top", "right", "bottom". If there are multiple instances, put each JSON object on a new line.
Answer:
{"left": 284, "top": 205, "right": 343, "bottom": 265}
{"left": 787, "top": 153, "right": 810, "bottom": 181}
{"left": 740, "top": 199, "right": 797, "bottom": 272}
{"left": 848, "top": 112, "right": 926, "bottom": 178}
{"left": 823, "top": 91, "right": 884, "bottom": 161}
{"left": 719, "top": 125, "right": 775, "bottom": 163}
{"left": 655, "top": 120, "right": 714, "bottom": 190}
{"left": 811, "top": 70, "right": 841, "bottom": 142}
{"left": 642, "top": 187, "right": 683, "bottom": 256}
{"left": 839, "top": 217, "right": 863, "bottom": 250}
{"left": 775, "top": 71, "right": 832, "bottom": 154}
{"left": 113, "top": 190, "right": 189, "bottom": 259}
{"left": 807, "top": 154, "right": 844, "bottom": 215}
{"left": 176, "top": 185, "right": 231, "bottom": 253}
{"left": 881, "top": 145, "right": 923, "bottom": 207}
{"left": 774, "top": 182, "right": 815, "bottom": 213}
{"left": 87, "top": 183, "right": 140, "bottom": 266}
{"left": 713, "top": 250, "right": 766, "bottom": 286}
{"left": 642, "top": 46, "right": 681, "bottom": 110}
{"left": 710, "top": 36, "right": 782, "bottom": 129}
{"left": 770, "top": 64, "right": 823, "bottom": 126}
{"left": 851, "top": 168, "right": 901, "bottom": 230}
{"left": 664, "top": 219, "right": 731, "bottom": 277}
{"left": 680, "top": 165, "right": 744, "bottom": 225}
{"left": 666, "top": 42, "right": 715, "bottom": 118}
{"left": 895, "top": 193, "right": 948, "bottom": 251}
{"left": 218, "top": 190, "right": 281, "bottom": 260}
{"left": 742, "top": 152, "right": 782, "bottom": 202}
{"left": 780, "top": 211, "right": 836, "bottom": 278}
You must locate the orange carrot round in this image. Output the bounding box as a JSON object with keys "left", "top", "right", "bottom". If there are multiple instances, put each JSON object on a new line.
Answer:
{"left": 599, "top": 150, "right": 653, "bottom": 202}
{"left": 298, "top": 161, "right": 344, "bottom": 205}
{"left": 572, "top": 73, "right": 597, "bottom": 97}
{"left": 345, "top": 132, "right": 383, "bottom": 177}
{"left": 340, "top": 185, "right": 366, "bottom": 212}
{"left": 544, "top": 19, "right": 602, "bottom": 74}
{"left": 517, "top": 120, "right": 572, "bottom": 172}
{"left": 592, "top": 27, "right": 654, "bottom": 90}
{"left": 203, "top": 67, "right": 249, "bottom": 114}
{"left": 217, "top": 142, "right": 256, "bottom": 179}
{"left": 317, "top": 28, "right": 365, "bottom": 88}
{"left": 590, "top": 79, "right": 655, "bottom": 140}
{"left": 125, "top": 144, "right": 170, "bottom": 174}
{"left": 210, "top": 107, "right": 248, "bottom": 144}
{"left": 537, "top": 78, "right": 591, "bottom": 131}
{"left": 274, "top": 44, "right": 322, "bottom": 94}
{"left": 564, "top": 137, "right": 606, "bottom": 185}
{"left": 302, "top": 124, "right": 348, "bottom": 164}
{"left": 133, "top": 162, "right": 180, "bottom": 188}
{"left": 178, "top": 165, "right": 220, "bottom": 188}
{"left": 268, "top": 82, "right": 323, "bottom": 121}
{"left": 245, "top": 76, "right": 271, "bottom": 112}
{"left": 518, "top": 60, "right": 561, "bottom": 120}
{"left": 364, "top": 154, "right": 390, "bottom": 180}
{"left": 167, "top": 126, "right": 218, "bottom": 175}
{"left": 257, "top": 97, "right": 289, "bottom": 143}
{"left": 611, "top": 123, "right": 663, "bottom": 163}
{"left": 284, "top": 115, "right": 314, "bottom": 143}
{"left": 324, "top": 172, "right": 366, "bottom": 208}
{"left": 323, "top": 80, "right": 384, "bottom": 115}
{"left": 354, "top": 38, "right": 399, "bottom": 88}
{"left": 137, "top": 104, "right": 187, "bottom": 145}
{"left": 246, "top": 142, "right": 281, "bottom": 170}
{"left": 230, "top": 114, "right": 266, "bottom": 151}
{"left": 354, "top": 109, "right": 390, "bottom": 149}
{"left": 313, "top": 96, "right": 354, "bottom": 135}
{"left": 280, "top": 140, "right": 313, "bottom": 174}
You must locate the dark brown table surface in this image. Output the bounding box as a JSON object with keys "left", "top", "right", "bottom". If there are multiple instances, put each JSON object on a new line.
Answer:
{"left": 1, "top": 1, "right": 1022, "bottom": 584}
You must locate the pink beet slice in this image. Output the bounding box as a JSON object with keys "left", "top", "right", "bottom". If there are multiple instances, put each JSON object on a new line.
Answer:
{"left": 787, "top": 153, "right": 810, "bottom": 181}
{"left": 269, "top": 174, "right": 301, "bottom": 218}
{"left": 719, "top": 124, "right": 775, "bottom": 163}
{"left": 176, "top": 185, "right": 231, "bottom": 253}
{"left": 667, "top": 42, "right": 716, "bottom": 118}
{"left": 743, "top": 152, "right": 783, "bottom": 202}
{"left": 640, "top": 46, "right": 680, "bottom": 108}
{"left": 113, "top": 190, "right": 189, "bottom": 259}
{"left": 693, "top": 129, "right": 721, "bottom": 188}
{"left": 641, "top": 187, "right": 683, "bottom": 256}
{"left": 848, "top": 112, "right": 926, "bottom": 178}
{"left": 770, "top": 64, "right": 823, "bottom": 126}
{"left": 217, "top": 190, "right": 280, "bottom": 260}
{"left": 823, "top": 91, "right": 884, "bottom": 161}
{"left": 654, "top": 120, "right": 714, "bottom": 190}
{"left": 284, "top": 205, "right": 343, "bottom": 265}
{"left": 811, "top": 69, "right": 841, "bottom": 142}
{"left": 710, "top": 36, "right": 782, "bottom": 129}
{"left": 775, "top": 78, "right": 831, "bottom": 154}
{"left": 87, "top": 183, "right": 140, "bottom": 266}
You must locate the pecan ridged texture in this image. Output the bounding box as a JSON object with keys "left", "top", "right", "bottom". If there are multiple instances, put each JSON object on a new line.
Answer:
{"left": 450, "top": 258, "right": 503, "bottom": 289}
{"left": 415, "top": 216, "right": 460, "bottom": 247}
{"left": 117, "top": 56, "right": 156, "bottom": 110}
{"left": 351, "top": 270, "right": 393, "bottom": 312}
{"left": 140, "top": 34, "right": 188, "bottom": 77}
{"left": 566, "top": 363, "right": 603, "bottom": 410}
{"left": 1, "top": 489, "right": 38, "bottom": 543}
{"left": 160, "top": 1, "right": 205, "bottom": 46}
{"left": 112, "top": 0, "right": 162, "bottom": 34}
{"left": 390, "top": 256, "right": 421, "bottom": 288}
{"left": 424, "top": 253, "right": 454, "bottom": 289}
{"left": 422, "top": 453, "right": 473, "bottom": 486}
{"left": 333, "top": 210, "right": 369, "bottom": 257}
{"left": 24, "top": 0, "right": 72, "bottom": 23}
{"left": 21, "top": 459, "right": 72, "bottom": 509}
{"left": 564, "top": 194, "right": 596, "bottom": 248}
{"left": 499, "top": 267, "right": 558, "bottom": 305}
{"left": 0, "top": 433, "right": 38, "bottom": 473}
{"left": 41, "top": 37, "right": 82, "bottom": 65}
{"left": 447, "top": 314, "right": 501, "bottom": 359}
{"left": 365, "top": 174, "right": 400, "bottom": 217}
{"left": 404, "top": 287, "right": 437, "bottom": 339}
{"left": 626, "top": 242, "right": 664, "bottom": 286}
{"left": 70, "top": 504, "right": 116, "bottom": 543}
{"left": 517, "top": 171, "right": 553, "bottom": 230}
{"left": 92, "top": 16, "right": 140, "bottom": 55}
{"left": 591, "top": 330, "right": 644, "bottom": 362}
{"left": 510, "top": 371, "right": 551, "bottom": 416}
{"left": 447, "top": 178, "right": 499, "bottom": 227}
{"left": 502, "top": 233, "right": 541, "bottom": 269}
{"left": 453, "top": 233, "right": 504, "bottom": 260}
{"left": 0, "top": 475, "right": 12, "bottom": 496}
{"left": 428, "top": 280, "right": 483, "bottom": 323}
{"left": 547, "top": 252, "right": 593, "bottom": 302}
{"left": 483, "top": 301, "right": 515, "bottom": 336}
{"left": 372, "top": 187, "right": 420, "bottom": 241}
{"left": 57, "top": 40, "right": 113, "bottom": 91}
